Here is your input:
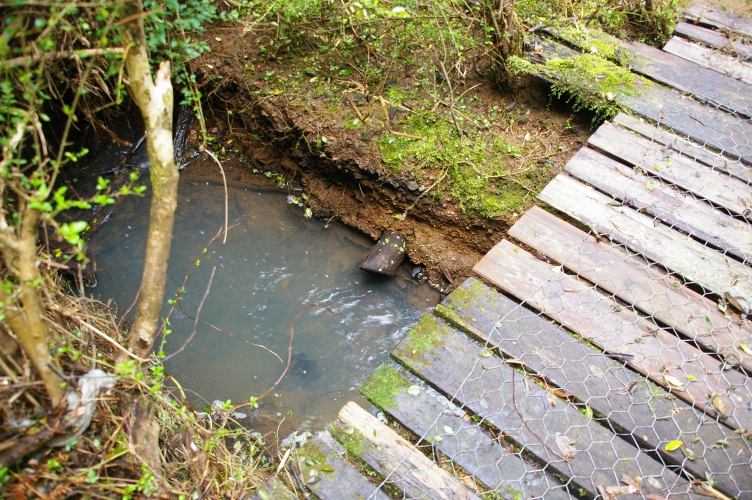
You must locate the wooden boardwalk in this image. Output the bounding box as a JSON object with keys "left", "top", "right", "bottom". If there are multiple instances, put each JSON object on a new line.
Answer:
{"left": 252, "top": 5, "right": 752, "bottom": 499}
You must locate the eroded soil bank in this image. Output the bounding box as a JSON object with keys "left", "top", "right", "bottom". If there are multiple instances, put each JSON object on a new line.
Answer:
{"left": 182, "top": 24, "right": 595, "bottom": 291}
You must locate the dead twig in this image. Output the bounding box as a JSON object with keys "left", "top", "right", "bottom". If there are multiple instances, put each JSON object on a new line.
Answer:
{"left": 202, "top": 149, "right": 229, "bottom": 245}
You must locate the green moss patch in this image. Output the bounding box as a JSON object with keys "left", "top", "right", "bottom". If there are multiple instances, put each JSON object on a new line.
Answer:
{"left": 379, "top": 115, "right": 530, "bottom": 218}
{"left": 360, "top": 364, "right": 411, "bottom": 412}
{"left": 395, "top": 314, "right": 447, "bottom": 363}
{"left": 329, "top": 423, "right": 366, "bottom": 458}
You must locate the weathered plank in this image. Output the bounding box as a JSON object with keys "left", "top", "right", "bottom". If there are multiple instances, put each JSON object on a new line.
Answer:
{"left": 674, "top": 21, "right": 752, "bottom": 61}
{"left": 360, "top": 364, "right": 570, "bottom": 500}
{"left": 588, "top": 121, "right": 752, "bottom": 215}
{"left": 473, "top": 239, "right": 752, "bottom": 433}
{"left": 392, "top": 315, "right": 693, "bottom": 498}
{"left": 297, "top": 431, "right": 390, "bottom": 500}
{"left": 437, "top": 278, "right": 752, "bottom": 498}
{"left": 250, "top": 477, "right": 298, "bottom": 500}
{"left": 332, "top": 401, "right": 475, "bottom": 500}
{"left": 359, "top": 231, "right": 407, "bottom": 276}
{"left": 508, "top": 206, "right": 752, "bottom": 372}
{"left": 548, "top": 26, "right": 752, "bottom": 116}
{"left": 685, "top": 3, "right": 752, "bottom": 38}
{"left": 664, "top": 36, "right": 752, "bottom": 84}
{"left": 564, "top": 146, "right": 752, "bottom": 262}
{"left": 530, "top": 36, "right": 752, "bottom": 165}
{"left": 538, "top": 174, "right": 752, "bottom": 314}
{"left": 612, "top": 112, "right": 752, "bottom": 184}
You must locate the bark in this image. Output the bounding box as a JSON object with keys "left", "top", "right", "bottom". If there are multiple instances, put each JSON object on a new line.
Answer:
{"left": 487, "top": 0, "right": 524, "bottom": 80}
{"left": 0, "top": 124, "right": 66, "bottom": 407}
{"left": 118, "top": 0, "right": 180, "bottom": 361}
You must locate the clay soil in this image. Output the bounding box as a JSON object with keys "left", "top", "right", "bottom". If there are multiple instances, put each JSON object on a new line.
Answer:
{"left": 183, "top": 21, "right": 595, "bottom": 291}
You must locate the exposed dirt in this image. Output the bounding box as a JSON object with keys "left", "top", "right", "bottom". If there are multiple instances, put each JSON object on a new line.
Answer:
{"left": 184, "top": 23, "right": 594, "bottom": 291}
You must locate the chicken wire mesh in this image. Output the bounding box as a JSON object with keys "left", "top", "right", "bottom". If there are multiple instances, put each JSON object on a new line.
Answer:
{"left": 319, "top": 36, "right": 752, "bottom": 500}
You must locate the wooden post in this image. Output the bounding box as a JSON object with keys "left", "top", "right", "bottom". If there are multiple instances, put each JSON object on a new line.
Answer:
{"left": 359, "top": 231, "right": 407, "bottom": 276}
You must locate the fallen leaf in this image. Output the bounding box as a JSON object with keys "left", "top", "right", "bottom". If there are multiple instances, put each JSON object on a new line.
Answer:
{"left": 621, "top": 475, "right": 641, "bottom": 491}
{"left": 407, "top": 385, "right": 421, "bottom": 396}
{"left": 589, "top": 365, "right": 605, "bottom": 378}
{"left": 480, "top": 348, "right": 493, "bottom": 358}
{"left": 555, "top": 433, "right": 577, "bottom": 459}
{"left": 664, "top": 440, "right": 683, "bottom": 452}
{"left": 551, "top": 388, "right": 575, "bottom": 398}
{"left": 681, "top": 446, "right": 698, "bottom": 460}
{"left": 647, "top": 477, "right": 662, "bottom": 489}
{"left": 606, "top": 485, "right": 637, "bottom": 495}
{"left": 547, "top": 393, "right": 557, "bottom": 407}
{"left": 711, "top": 394, "right": 726, "bottom": 415}
{"left": 443, "top": 425, "right": 454, "bottom": 434}
{"left": 739, "top": 342, "right": 752, "bottom": 356}
{"left": 664, "top": 374, "right": 685, "bottom": 390}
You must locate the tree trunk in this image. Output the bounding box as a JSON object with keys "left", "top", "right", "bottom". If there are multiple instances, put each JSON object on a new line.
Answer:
{"left": 118, "top": 0, "right": 180, "bottom": 362}
{"left": 487, "top": 0, "right": 524, "bottom": 81}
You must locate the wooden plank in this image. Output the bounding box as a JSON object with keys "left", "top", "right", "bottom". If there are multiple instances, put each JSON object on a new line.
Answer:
{"left": 332, "top": 401, "right": 475, "bottom": 500}
{"left": 392, "top": 314, "right": 693, "bottom": 499}
{"left": 538, "top": 174, "right": 752, "bottom": 314}
{"left": 664, "top": 36, "right": 752, "bottom": 85}
{"left": 360, "top": 364, "right": 571, "bottom": 500}
{"left": 508, "top": 206, "right": 752, "bottom": 372}
{"left": 588, "top": 121, "right": 752, "bottom": 215}
{"left": 530, "top": 36, "right": 752, "bottom": 165}
{"left": 437, "top": 278, "right": 752, "bottom": 498}
{"left": 250, "top": 477, "right": 298, "bottom": 500}
{"left": 685, "top": 3, "right": 752, "bottom": 38}
{"left": 612, "top": 112, "right": 752, "bottom": 184}
{"left": 547, "top": 26, "right": 752, "bottom": 117}
{"left": 297, "top": 431, "right": 390, "bottom": 500}
{"left": 474, "top": 239, "right": 752, "bottom": 433}
{"left": 564, "top": 146, "right": 752, "bottom": 262}
{"left": 674, "top": 21, "right": 752, "bottom": 61}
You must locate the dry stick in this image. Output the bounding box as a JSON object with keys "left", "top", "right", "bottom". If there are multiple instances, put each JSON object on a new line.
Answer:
{"left": 202, "top": 149, "right": 229, "bottom": 244}
{"left": 117, "top": 287, "right": 141, "bottom": 329}
{"left": 78, "top": 319, "right": 148, "bottom": 363}
{"left": 231, "top": 304, "right": 336, "bottom": 411}
{"left": 160, "top": 267, "right": 217, "bottom": 364}
{"left": 510, "top": 367, "right": 567, "bottom": 461}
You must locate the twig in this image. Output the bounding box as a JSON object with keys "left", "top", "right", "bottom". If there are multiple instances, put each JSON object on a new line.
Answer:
{"left": 78, "top": 319, "right": 148, "bottom": 363}
{"left": 201, "top": 149, "right": 229, "bottom": 244}
{"left": 160, "top": 267, "right": 217, "bottom": 364}
{"left": 231, "top": 304, "right": 338, "bottom": 410}
{"left": 438, "top": 61, "right": 464, "bottom": 138}
{"left": 510, "top": 367, "right": 567, "bottom": 461}
{"left": 343, "top": 93, "right": 364, "bottom": 121}
{"left": 117, "top": 286, "right": 141, "bottom": 329}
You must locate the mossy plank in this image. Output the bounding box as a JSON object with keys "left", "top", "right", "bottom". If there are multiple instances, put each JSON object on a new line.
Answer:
{"left": 474, "top": 236, "right": 752, "bottom": 434}
{"left": 524, "top": 36, "right": 752, "bottom": 164}
{"left": 566, "top": 146, "right": 752, "bottom": 263}
{"left": 333, "top": 402, "right": 475, "bottom": 499}
{"left": 250, "top": 477, "right": 298, "bottom": 500}
{"left": 297, "top": 431, "right": 390, "bottom": 500}
{"left": 390, "top": 313, "right": 692, "bottom": 497}
{"left": 611, "top": 112, "right": 752, "bottom": 183}
{"left": 441, "top": 276, "right": 752, "bottom": 497}
{"left": 548, "top": 26, "right": 752, "bottom": 117}
{"left": 589, "top": 121, "right": 752, "bottom": 216}
{"left": 361, "top": 364, "right": 569, "bottom": 499}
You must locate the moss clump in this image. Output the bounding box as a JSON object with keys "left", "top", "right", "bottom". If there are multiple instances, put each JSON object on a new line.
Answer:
{"left": 509, "top": 52, "right": 649, "bottom": 121}
{"left": 434, "top": 303, "right": 469, "bottom": 331}
{"left": 379, "top": 115, "right": 529, "bottom": 218}
{"left": 360, "top": 364, "right": 411, "bottom": 411}
{"left": 395, "top": 314, "right": 447, "bottom": 362}
{"left": 556, "top": 26, "right": 630, "bottom": 62}
{"left": 329, "top": 423, "right": 366, "bottom": 458}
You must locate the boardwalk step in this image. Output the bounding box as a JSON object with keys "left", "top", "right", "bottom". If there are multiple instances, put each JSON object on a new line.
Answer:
{"left": 251, "top": 477, "right": 298, "bottom": 500}
{"left": 331, "top": 401, "right": 475, "bottom": 500}
{"left": 527, "top": 35, "right": 752, "bottom": 165}
{"left": 547, "top": 25, "right": 752, "bottom": 118}
{"left": 391, "top": 314, "right": 693, "bottom": 498}
{"left": 664, "top": 36, "right": 752, "bottom": 85}
{"left": 611, "top": 112, "right": 752, "bottom": 184}
{"left": 297, "top": 431, "right": 390, "bottom": 500}
{"left": 537, "top": 174, "right": 752, "bottom": 313}
{"left": 564, "top": 146, "right": 752, "bottom": 262}
{"left": 674, "top": 21, "right": 752, "bottom": 61}
{"left": 474, "top": 238, "right": 752, "bottom": 433}
{"left": 509, "top": 206, "right": 752, "bottom": 372}
{"left": 360, "top": 364, "right": 571, "bottom": 499}
{"left": 685, "top": 2, "right": 752, "bottom": 38}
{"left": 588, "top": 121, "right": 752, "bottom": 216}
{"left": 437, "top": 278, "right": 752, "bottom": 497}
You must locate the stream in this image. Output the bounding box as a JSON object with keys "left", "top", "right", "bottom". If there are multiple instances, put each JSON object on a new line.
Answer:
{"left": 89, "top": 160, "right": 440, "bottom": 439}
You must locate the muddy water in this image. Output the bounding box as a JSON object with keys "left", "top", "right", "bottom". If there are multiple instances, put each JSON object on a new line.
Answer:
{"left": 90, "top": 170, "right": 439, "bottom": 438}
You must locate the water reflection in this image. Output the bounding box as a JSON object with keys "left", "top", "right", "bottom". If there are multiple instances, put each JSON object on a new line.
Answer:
{"left": 90, "top": 174, "right": 439, "bottom": 438}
